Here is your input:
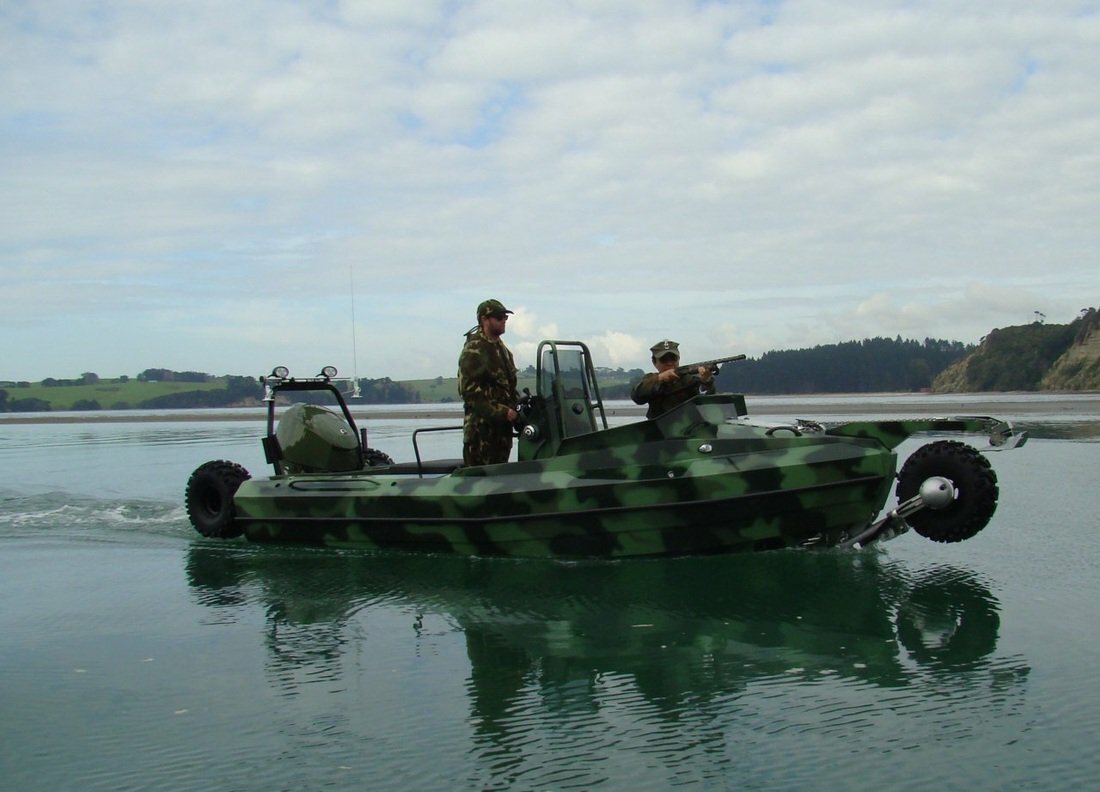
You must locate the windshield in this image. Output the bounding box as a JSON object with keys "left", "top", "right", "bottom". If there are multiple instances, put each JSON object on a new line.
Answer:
{"left": 541, "top": 347, "right": 593, "bottom": 401}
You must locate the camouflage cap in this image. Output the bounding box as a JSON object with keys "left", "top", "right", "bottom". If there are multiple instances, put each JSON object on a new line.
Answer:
{"left": 477, "top": 298, "right": 514, "bottom": 318}
{"left": 650, "top": 339, "right": 680, "bottom": 359}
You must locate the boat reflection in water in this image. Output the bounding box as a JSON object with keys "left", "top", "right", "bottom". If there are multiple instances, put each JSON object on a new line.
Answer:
{"left": 185, "top": 547, "right": 1027, "bottom": 738}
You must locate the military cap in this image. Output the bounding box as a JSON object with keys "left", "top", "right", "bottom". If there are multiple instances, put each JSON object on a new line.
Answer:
{"left": 477, "top": 298, "right": 514, "bottom": 318}
{"left": 650, "top": 339, "right": 680, "bottom": 359}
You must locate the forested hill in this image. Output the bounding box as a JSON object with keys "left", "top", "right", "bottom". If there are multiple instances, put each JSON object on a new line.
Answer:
{"left": 713, "top": 337, "right": 969, "bottom": 395}
{"left": 932, "top": 307, "right": 1100, "bottom": 392}
{"left": 712, "top": 308, "right": 1100, "bottom": 395}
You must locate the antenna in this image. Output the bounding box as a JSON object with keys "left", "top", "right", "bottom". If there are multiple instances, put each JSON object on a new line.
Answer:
{"left": 349, "top": 264, "right": 361, "bottom": 398}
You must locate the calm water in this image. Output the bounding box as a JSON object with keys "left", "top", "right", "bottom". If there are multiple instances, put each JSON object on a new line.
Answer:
{"left": 2, "top": 396, "right": 1100, "bottom": 789}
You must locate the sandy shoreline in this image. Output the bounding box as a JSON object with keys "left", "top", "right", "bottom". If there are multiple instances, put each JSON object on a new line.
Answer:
{"left": 2, "top": 393, "right": 1099, "bottom": 424}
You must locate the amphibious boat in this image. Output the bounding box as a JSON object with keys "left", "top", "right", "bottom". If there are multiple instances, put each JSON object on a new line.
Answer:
{"left": 185, "top": 340, "right": 1026, "bottom": 557}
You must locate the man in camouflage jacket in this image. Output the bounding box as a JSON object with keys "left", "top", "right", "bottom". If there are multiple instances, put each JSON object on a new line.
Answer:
{"left": 458, "top": 298, "right": 519, "bottom": 466}
{"left": 631, "top": 339, "right": 714, "bottom": 419}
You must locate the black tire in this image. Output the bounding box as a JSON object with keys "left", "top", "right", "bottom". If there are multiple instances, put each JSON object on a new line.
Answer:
{"left": 363, "top": 447, "right": 395, "bottom": 467}
{"left": 185, "top": 460, "right": 251, "bottom": 538}
{"left": 896, "top": 440, "right": 998, "bottom": 543}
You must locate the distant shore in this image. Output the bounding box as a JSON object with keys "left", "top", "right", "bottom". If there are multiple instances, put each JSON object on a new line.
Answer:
{"left": 2, "top": 392, "right": 1099, "bottom": 424}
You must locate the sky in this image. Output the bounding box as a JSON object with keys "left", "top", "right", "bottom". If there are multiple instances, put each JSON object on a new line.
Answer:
{"left": 3, "top": 0, "right": 1098, "bottom": 382}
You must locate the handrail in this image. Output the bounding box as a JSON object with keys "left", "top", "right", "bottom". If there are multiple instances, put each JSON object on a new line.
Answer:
{"left": 412, "top": 425, "right": 463, "bottom": 478}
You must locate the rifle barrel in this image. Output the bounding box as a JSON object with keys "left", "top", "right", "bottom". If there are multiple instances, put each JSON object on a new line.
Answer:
{"left": 676, "top": 354, "right": 746, "bottom": 373}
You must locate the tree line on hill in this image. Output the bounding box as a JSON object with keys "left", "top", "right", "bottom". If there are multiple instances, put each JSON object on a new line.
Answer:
{"left": 714, "top": 336, "right": 970, "bottom": 394}
{"left": 0, "top": 393, "right": 51, "bottom": 412}
{"left": 0, "top": 335, "right": 970, "bottom": 412}
{"left": 3, "top": 310, "right": 1095, "bottom": 412}
{"left": 137, "top": 377, "right": 261, "bottom": 409}
{"left": 290, "top": 377, "right": 422, "bottom": 407}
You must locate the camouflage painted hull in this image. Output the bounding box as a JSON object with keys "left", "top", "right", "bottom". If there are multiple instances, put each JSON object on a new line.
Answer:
{"left": 187, "top": 355, "right": 1022, "bottom": 557}
{"left": 233, "top": 400, "right": 901, "bottom": 557}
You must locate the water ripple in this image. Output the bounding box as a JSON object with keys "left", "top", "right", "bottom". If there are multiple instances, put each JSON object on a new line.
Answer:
{"left": 0, "top": 490, "right": 186, "bottom": 541}
{"left": 4, "top": 417, "right": 1100, "bottom": 788}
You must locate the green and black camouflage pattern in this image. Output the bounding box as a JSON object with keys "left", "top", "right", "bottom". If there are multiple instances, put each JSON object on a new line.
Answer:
{"left": 458, "top": 327, "right": 517, "bottom": 466}
{"left": 203, "top": 342, "right": 1025, "bottom": 559}
{"left": 231, "top": 393, "right": 1020, "bottom": 558}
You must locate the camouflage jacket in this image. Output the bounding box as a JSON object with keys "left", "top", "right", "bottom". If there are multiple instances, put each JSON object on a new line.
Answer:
{"left": 458, "top": 329, "right": 518, "bottom": 422}
{"left": 631, "top": 370, "right": 716, "bottom": 420}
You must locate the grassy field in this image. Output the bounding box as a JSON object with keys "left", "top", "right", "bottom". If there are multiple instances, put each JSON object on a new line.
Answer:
{"left": 404, "top": 370, "right": 639, "bottom": 402}
{"left": 2, "top": 379, "right": 230, "bottom": 411}
{"left": 3, "top": 369, "right": 644, "bottom": 411}
{"left": 403, "top": 376, "right": 540, "bottom": 402}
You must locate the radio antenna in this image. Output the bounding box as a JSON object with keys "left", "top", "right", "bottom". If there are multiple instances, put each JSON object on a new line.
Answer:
{"left": 349, "top": 263, "right": 361, "bottom": 398}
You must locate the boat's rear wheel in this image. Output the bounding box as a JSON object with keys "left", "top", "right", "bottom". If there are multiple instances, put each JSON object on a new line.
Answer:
{"left": 896, "top": 440, "right": 998, "bottom": 543}
{"left": 185, "top": 460, "right": 251, "bottom": 538}
{"left": 896, "top": 571, "right": 1000, "bottom": 667}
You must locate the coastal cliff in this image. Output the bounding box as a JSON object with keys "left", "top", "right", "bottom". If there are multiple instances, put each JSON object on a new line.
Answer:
{"left": 933, "top": 308, "right": 1100, "bottom": 392}
{"left": 1041, "top": 309, "right": 1100, "bottom": 389}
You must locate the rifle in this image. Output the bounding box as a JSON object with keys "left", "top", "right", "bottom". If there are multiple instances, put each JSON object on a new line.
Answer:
{"left": 675, "top": 354, "right": 746, "bottom": 376}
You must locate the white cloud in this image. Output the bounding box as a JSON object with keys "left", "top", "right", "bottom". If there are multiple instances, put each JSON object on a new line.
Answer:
{"left": 587, "top": 332, "right": 648, "bottom": 369}
{"left": 2, "top": 0, "right": 1098, "bottom": 381}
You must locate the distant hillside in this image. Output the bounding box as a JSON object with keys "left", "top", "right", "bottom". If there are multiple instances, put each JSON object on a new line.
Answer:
{"left": 0, "top": 374, "right": 258, "bottom": 413}
{"left": 5, "top": 317, "right": 1097, "bottom": 412}
{"left": 1042, "top": 309, "right": 1100, "bottom": 389}
{"left": 933, "top": 308, "right": 1100, "bottom": 392}
{"left": 715, "top": 336, "right": 970, "bottom": 394}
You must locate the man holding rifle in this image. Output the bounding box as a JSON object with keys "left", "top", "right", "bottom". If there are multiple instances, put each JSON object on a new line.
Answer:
{"left": 631, "top": 339, "right": 716, "bottom": 419}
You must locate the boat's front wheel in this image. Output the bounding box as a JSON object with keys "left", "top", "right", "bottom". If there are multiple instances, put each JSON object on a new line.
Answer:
{"left": 185, "top": 460, "right": 251, "bottom": 538}
{"left": 896, "top": 440, "right": 998, "bottom": 543}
